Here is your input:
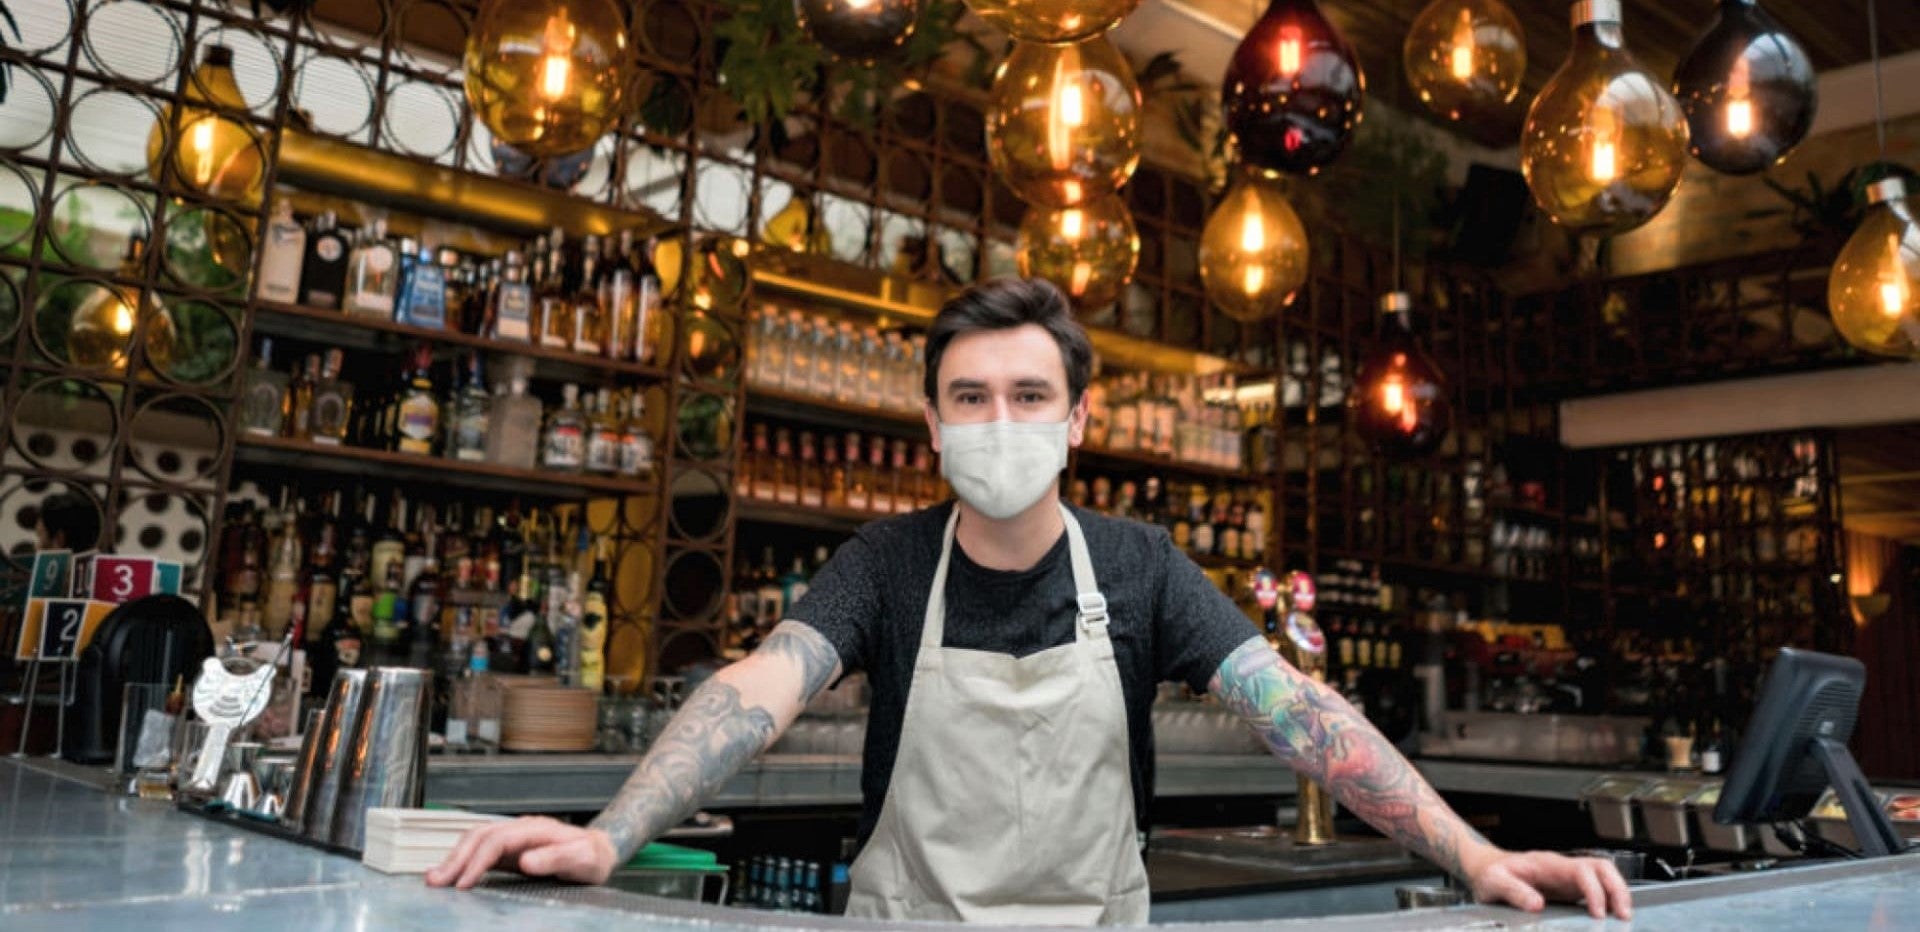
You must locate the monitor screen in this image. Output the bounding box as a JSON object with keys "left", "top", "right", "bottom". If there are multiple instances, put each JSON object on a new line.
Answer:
{"left": 1713, "top": 649, "right": 1865, "bottom": 827}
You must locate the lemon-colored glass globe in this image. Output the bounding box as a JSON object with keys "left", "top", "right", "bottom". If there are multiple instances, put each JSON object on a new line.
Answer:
{"left": 1403, "top": 0, "right": 1525, "bottom": 123}
{"left": 1829, "top": 178, "right": 1920, "bottom": 359}
{"left": 1520, "top": 0, "right": 1689, "bottom": 236}
{"left": 1016, "top": 195, "right": 1138, "bottom": 313}
{"left": 1199, "top": 175, "right": 1309, "bottom": 323}
{"left": 465, "top": 0, "right": 632, "bottom": 157}
{"left": 987, "top": 37, "right": 1140, "bottom": 209}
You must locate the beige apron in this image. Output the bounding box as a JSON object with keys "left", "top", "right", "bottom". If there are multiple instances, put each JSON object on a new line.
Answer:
{"left": 846, "top": 504, "right": 1151, "bottom": 925}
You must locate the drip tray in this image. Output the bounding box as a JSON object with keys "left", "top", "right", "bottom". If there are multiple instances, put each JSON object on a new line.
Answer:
{"left": 1154, "top": 826, "right": 1418, "bottom": 872}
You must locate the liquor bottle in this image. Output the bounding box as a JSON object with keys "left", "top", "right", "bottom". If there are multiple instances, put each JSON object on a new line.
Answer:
{"left": 579, "top": 537, "right": 610, "bottom": 692}
{"left": 542, "top": 383, "right": 587, "bottom": 472}
{"left": 301, "top": 493, "right": 341, "bottom": 652}
{"left": 407, "top": 532, "right": 444, "bottom": 668}
{"left": 448, "top": 352, "right": 491, "bottom": 463}
{"left": 240, "top": 337, "right": 289, "bottom": 437}
{"left": 257, "top": 198, "right": 305, "bottom": 303}
{"left": 308, "top": 349, "right": 353, "bottom": 446}
{"left": 832, "top": 321, "right": 861, "bottom": 403}
{"left": 1110, "top": 375, "right": 1138, "bottom": 451}
{"left": 491, "top": 251, "right": 534, "bottom": 341}
{"left": 859, "top": 327, "right": 885, "bottom": 410}
{"left": 572, "top": 235, "right": 606, "bottom": 356}
{"left": 754, "top": 547, "right": 783, "bottom": 632}
{"left": 1085, "top": 378, "right": 1110, "bottom": 448}
{"left": 315, "top": 574, "right": 365, "bottom": 687}
{"left": 371, "top": 555, "right": 405, "bottom": 662}
{"left": 344, "top": 219, "right": 399, "bottom": 318}
{"left": 773, "top": 428, "right": 799, "bottom": 504}
{"left": 845, "top": 433, "right": 871, "bottom": 512}
{"left": 298, "top": 210, "right": 349, "bottom": 309}
{"left": 525, "top": 586, "right": 558, "bottom": 676}
{"left": 810, "top": 316, "right": 837, "bottom": 399}
{"left": 396, "top": 242, "right": 448, "bottom": 329}
{"left": 824, "top": 440, "right": 847, "bottom": 510}
{"left": 913, "top": 443, "right": 939, "bottom": 508}
{"left": 439, "top": 248, "right": 469, "bottom": 331}
{"left": 780, "top": 557, "right": 811, "bottom": 613}
{"left": 889, "top": 439, "right": 912, "bottom": 515}
{"left": 616, "top": 392, "right": 655, "bottom": 479}
{"left": 463, "top": 257, "right": 495, "bottom": 336}
{"left": 868, "top": 436, "right": 892, "bottom": 514}
{"left": 746, "top": 423, "right": 773, "bottom": 499}
{"left": 395, "top": 344, "right": 441, "bottom": 455}
{"left": 585, "top": 388, "right": 621, "bottom": 475}
{"left": 370, "top": 492, "right": 407, "bottom": 600}
{"left": 288, "top": 353, "right": 319, "bottom": 439}
{"left": 262, "top": 496, "right": 302, "bottom": 639}
{"left": 485, "top": 375, "right": 542, "bottom": 470}
{"left": 631, "top": 236, "right": 664, "bottom": 365}
{"left": 605, "top": 239, "right": 636, "bottom": 362}
{"left": 539, "top": 233, "right": 574, "bottom": 350}
{"left": 798, "top": 432, "right": 823, "bottom": 508}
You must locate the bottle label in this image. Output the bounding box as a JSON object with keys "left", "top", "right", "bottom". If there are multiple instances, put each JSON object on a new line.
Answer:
{"left": 401, "top": 270, "right": 446, "bottom": 328}
{"left": 545, "top": 425, "right": 585, "bottom": 467}
{"left": 496, "top": 285, "right": 533, "bottom": 340}
{"left": 316, "top": 237, "right": 344, "bottom": 262}
{"left": 398, "top": 400, "right": 438, "bottom": 453}
{"left": 618, "top": 434, "right": 653, "bottom": 476}
{"left": 241, "top": 378, "right": 286, "bottom": 436}
{"left": 366, "top": 248, "right": 394, "bottom": 274}
{"left": 335, "top": 635, "right": 361, "bottom": 668}
{"left": 587, "top": 429, "right": 620, "bottom": 473}
{"left": 455, "top": 414, "right": 488, "bottom": 461}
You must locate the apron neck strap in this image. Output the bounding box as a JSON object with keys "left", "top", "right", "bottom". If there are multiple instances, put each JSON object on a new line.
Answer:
{"left": 922, "top": 504, "right": 1109, "bottom": 650}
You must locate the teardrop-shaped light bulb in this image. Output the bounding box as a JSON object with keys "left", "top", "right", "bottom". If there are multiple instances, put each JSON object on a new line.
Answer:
{"left": 1223, "top": 0, "right": 1364, "bottom": 176}
{"left": 963, "top": 0, "right": 1140, "bottom": 44}
{"left": 987, "top": 37, "right": 1141, "bottom": 208}
{"left": 796, "top": 0, "right": 921, "bottom": 62}
{"left": 1199, "top": 174, "right": 1309, "bottom": 322}
{"left": 1403, "top": 0, "right": 1525, "bottom": 123}
{"left": 1520, "top": 0, "right": 1689, "bottom": 236}
{"left": 1348, "top": 292, "right": 1452, "bottom": 459}
{"left": 145, "top": 45, "right": 265, "bottom": 202}
{"left": 1829, "top": 177, "right": 1920, "bottom": 359}
{"left": 1015, "top": 195, "right": 1139, "bottom": 313}
{"left": 1672, "top": 0, "right": 1816, "bottom": 175}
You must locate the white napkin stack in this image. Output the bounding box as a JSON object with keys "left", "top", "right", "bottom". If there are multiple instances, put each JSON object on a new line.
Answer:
{"left": 361, "top": 807, "right": 507, "bottom": 874}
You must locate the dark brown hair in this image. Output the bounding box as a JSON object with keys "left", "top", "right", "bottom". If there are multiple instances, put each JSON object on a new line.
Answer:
{"left": 922, "top": 277, "right": 1093, "bottom": 405}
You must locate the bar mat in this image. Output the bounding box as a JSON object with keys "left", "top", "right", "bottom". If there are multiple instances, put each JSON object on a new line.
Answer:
{"left": 175, "top": 796, "right": 358, "bottom": 858}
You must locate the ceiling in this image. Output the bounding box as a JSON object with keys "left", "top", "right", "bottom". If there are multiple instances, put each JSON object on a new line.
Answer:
{"left": 1129, "top": 0, "right": 1920, "bottom": 146}
{"left": 1839, "top": 425, "right": 1920, "bottom": 547}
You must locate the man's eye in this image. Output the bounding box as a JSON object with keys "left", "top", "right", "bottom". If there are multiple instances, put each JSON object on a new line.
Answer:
{"left": 1017, "top": 392, "right": 1046, "bottom": 404}
{"left": 957, "top": 393, "right": 984, "bottom": 405}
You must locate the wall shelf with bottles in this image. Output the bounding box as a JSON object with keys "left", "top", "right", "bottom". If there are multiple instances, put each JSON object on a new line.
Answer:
{"left": 735, "top": 501, "right": 875, "bottom": 535}
{"left": 234, "top": 434, "right": 657, "bottom": 501}
{"left": 1072, "top": 445, "right": 1261, "bottom": 484}
{"left": 744, "top": 387, "right": 926, "bottom": 436}
{"left": 252, "top": 300, "right": 673, "bottom": 382}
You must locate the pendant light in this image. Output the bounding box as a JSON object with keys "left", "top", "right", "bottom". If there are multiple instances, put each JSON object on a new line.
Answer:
{"left": 1199, "top": 172, "right": 1309, "bottom": 322}
{"left": 144, "top": 45, "right": 264, "bottom": 202}
{"left": 1349, "top": 293, "right": 1451, "bottom": 458}
{"left": 1222, "top": 0, "right": 1364, "bottom": 177}
{"left": 1672, "top": 0, "right": 1817, "bottom": 175}
{"left": 1519, "top": 0, "right": 1689, "bottom": 236}
{"left": 1015, "top": 195, "right": 1139, "bottom": 313}
{"left": 1349, "top": 180, "right": 1448, "bottom": 458}
{"left": 987, "top": 37, "right": 1141, "bottom": 209}
{"left": 964, "top": 0, "right": 1140, "bottom": 45}
{"left": 1403, "top": 0, "right": 1525, "bottom": 123}
{"left": 465, "top": 0, "right": 632, "bottom": 158}
{"left": 797, "top": 0, "right": 920, "bottom": 62}
{"left": 1829, "top": 0, "right": 1919, "bottom": 359}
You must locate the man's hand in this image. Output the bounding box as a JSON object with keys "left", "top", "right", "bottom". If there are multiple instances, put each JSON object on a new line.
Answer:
{"left": 1464, "top": 848, "right": 1633, "bottom": 921}
{"left": 425, "top": 816, "right": 619, "bottom": 889}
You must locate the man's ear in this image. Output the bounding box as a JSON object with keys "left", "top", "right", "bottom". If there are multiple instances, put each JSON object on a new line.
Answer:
{"left": 1067, "top": 391, "right": 1089, "bottom": 447}
{"left": 924, "top": 397, "right": 942, "bottom": 454}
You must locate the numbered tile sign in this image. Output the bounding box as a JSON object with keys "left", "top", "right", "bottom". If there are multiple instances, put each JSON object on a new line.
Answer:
{"left": 27, "top": 551, "right": 72, "bottom": 602}
{"left": 38, "top": 599, "right": 91, "bottom": 660}
{"left": 90, "top": 557, "right": 158, "bottom": 604}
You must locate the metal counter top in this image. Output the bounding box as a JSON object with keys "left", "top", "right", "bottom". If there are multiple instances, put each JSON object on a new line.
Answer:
{"left": 8, "top": 757, "right": 1920, "bottom": 931}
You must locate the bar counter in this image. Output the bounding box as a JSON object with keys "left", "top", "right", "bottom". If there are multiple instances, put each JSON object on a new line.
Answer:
{"left": 8, "top": 758, "right": 1920, "bottom": 931}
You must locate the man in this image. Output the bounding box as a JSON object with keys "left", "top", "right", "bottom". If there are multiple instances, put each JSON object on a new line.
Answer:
{"left": 429, "top": 279, "right": 1632, "bottom": 923}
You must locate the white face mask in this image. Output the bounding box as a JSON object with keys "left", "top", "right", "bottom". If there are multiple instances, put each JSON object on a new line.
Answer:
{"left": 937, "top": 418, "right": 1070, "bottom": 520}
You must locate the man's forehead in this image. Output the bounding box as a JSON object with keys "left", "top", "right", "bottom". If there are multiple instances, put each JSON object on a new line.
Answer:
{"left": 937, "top": 325, "right": 1067, "bottom": 386}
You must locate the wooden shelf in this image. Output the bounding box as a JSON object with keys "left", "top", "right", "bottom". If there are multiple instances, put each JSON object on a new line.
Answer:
{"left": 253, "top": 301, "right": 671, "bottom": 382}
{"left": 1073, "top": 444, "right": 1260, "bottom": 483}
{"left": 234, "top": 434, "right": 656, "bottom": 499}
{"left": 1190, "top": 552, "right": 1263, "bottom": 571}
{"left": 744, "top": 385, "right": 926, "bottom": 436}
{"left": 735, "top": 499, "right": 886, "bottom": 534}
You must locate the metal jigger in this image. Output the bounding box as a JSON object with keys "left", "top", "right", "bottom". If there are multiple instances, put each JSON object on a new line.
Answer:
{"left": 1272, "top": 570, "right": 1336, "bottom": 847}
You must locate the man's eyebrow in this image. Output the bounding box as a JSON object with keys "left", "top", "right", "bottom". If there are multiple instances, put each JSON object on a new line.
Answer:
{"left": 945, "top": 378, "right": 989, "bottom": 393}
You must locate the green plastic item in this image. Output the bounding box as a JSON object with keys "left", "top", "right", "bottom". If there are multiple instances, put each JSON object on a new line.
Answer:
{"left": 626, "top": 841, "right": 726, "bottom": 873}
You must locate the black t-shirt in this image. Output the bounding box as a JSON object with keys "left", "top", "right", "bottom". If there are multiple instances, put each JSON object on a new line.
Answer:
{"left": 786, "top": 501, "right": 1260, "bottom": 850}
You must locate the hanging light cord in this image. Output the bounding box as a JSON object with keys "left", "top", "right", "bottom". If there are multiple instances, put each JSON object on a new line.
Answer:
{"left": 1869, "top": 0, "right": 1888, "bottom": 159}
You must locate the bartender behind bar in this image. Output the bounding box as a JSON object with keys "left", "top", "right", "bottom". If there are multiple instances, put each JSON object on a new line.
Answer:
{"left": 430, "top": 279, "right": 1633, "bottom": 924}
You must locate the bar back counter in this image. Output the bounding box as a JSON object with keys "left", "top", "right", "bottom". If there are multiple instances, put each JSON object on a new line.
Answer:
{"left": 7, "top": 757, "right": 1917, "bottom": 931}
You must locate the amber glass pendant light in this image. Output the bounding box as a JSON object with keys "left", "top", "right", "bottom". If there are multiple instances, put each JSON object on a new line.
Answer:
{"left": 986, "top": 37, "right": 1140, "bottom": 209}
{"left": 1015, "top": 195, "right": 1139, "bottom": 313}
{"left": 1349, "top": 292, "right": 1451, "bottom": 458}
{"left": 1199, "top": 172, "right": 1309, "bottom": 323}
{"left": 797, "top": 0, "right": 921, "bottom": 62}
{"left": 1520, "top": 0, "right": 1688, "bottom": 236}
{"left": 1830, "top": 0, "right": 1919, "bottom": 359}
{"left": 465, "top": 0, "right": 632, "bottom": 157}
{"left": 144, "top": 45, "right": 264, "bottom": 202}
{"left": 1222, "top": 0, "right": 1364, "bottom": 177}
{"left": 1672, "top": 0, "right": 1817, "bottom": 175}
{"left": 1403, "top": 0, "right": 1525, "bottom": 123}
{"left": 964, "top": 0, "right": 1139, "bottom": 45}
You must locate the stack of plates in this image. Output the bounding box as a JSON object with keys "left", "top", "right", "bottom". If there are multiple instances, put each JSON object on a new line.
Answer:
{"left": 362, "top": 808, "right": 505, "bottom": 874}
{"left": 501, "top": 685, "right": 599, "bottom": 752}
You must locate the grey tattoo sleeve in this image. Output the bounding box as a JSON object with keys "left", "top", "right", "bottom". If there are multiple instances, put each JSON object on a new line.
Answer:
{"left": 589, "top": 621, "right": 841, "bottom": 861}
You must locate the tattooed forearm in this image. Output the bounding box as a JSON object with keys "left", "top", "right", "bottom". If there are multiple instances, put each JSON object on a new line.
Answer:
{"left": 588, "top": 622, "right": 841, "bottom": 862}
{"left": 1212, "top": 637, "right": 1495, "bottom": 880}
